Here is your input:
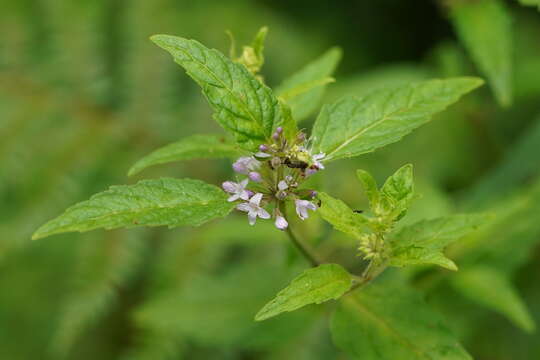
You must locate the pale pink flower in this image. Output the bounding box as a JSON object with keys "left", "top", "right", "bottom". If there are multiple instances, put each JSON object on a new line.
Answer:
{"left": 222, "top": 179, "right": 250, "bottom": 202}
{"left": 295, "top": 199, "right": 317, "bottom": 220}
{"left": 236, "top": 193, "right": 271, "bottom": 225}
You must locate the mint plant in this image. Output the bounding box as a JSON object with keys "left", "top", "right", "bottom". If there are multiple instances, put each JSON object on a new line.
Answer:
{"left": 33, "top": 28, "right": 488, "bottom": 359}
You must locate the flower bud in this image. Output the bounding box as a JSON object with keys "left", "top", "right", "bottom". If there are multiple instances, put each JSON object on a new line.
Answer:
{"left": 276, "top": 126, "right": 283, "bottom": 134}
{"left": 271, "top": 157, "right": 281, "bottom": 168}
{"left": 275, "top": 215, "right": 288, "bottom": 230}
{"left": 310, "top": 190, "right": 318, "bottom": 198}
{"left": 276, "top": 190, "right": 287, "bottom": 200}
{"left": 259, "top": 144, "right": 269, "bottom": 152}
{"left": 248, "top": 171, "right": 262, "bottom": 182}
{"left": 272, "top": 132, "right": 280, "bottom": 140}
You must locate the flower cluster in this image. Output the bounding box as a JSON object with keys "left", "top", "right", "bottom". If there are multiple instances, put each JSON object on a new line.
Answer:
{"left": 222, "top": 127, "right": 324, "bottom": 230}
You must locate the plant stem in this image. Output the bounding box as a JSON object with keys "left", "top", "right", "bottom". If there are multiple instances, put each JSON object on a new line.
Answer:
{"left": 348, "top": 261, "right": 387, "bottom": 293}
{"left": 280, "top": 202, "right": 322, "bottom": 267}
{"left": 284, "top": 225, "right": 322, "bottom": 267}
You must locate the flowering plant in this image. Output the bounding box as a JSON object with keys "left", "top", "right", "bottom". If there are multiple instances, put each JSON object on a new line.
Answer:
{"left": 32, "top": 28, "right": 491, "bottom": 359}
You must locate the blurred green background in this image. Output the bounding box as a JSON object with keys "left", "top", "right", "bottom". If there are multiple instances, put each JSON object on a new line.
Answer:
{"left": 1, "top": 0, "right": 540, "bottom": 359}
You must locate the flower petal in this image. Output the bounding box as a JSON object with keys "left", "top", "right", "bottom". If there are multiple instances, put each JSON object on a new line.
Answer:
{"left": 278, "top": 180, "right": 288, "bottom": 191}
{"left": 222, "top": 181, "right": 237, "bottom": 193}
{"left": 257, "top": 208, "right": 271, "bottom": 219}
{"left": 248, "top": 212, "right": 257, "bottom": 225}
{"left": 236, "top": 203, "right": 251, "bottom": 212}
{"left": 250, "top": 193, "right": 263, "bottom": 205}
{"left": 239, "top": 190, "right": 250, "bottom": 201}
{"left": 275, "top": 216, "right": 288, "bottom": 230}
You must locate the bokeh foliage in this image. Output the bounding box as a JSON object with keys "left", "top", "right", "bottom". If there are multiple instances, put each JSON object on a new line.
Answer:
{"left": 1, "top": 0, "right": 540, "bottom": 359}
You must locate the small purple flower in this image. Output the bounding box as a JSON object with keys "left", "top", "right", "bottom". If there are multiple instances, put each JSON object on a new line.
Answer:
{"left": 249, "top": 171, "right": 262, "bottom": 182}
{"left": 305, "top": 168, "right": 318, "bottom": 177}
{"left": 295, "top": 199, "right": 317, "bottom": 220}
{"left": 232, "top": 156, "right": 260, "bottom": 174}
{"left": 255, "top": 151, "right": 271, "bottom": 158}
{"left": 259, "top": 144, "right": 269, "bottom": 152}
{"left": 312, "top": 153, "right": 325, "bottom": 170}
{"left": 278, "top": 180, "right": 288, "bottom": 191}
{"left": 275, "top": 126, "right": 283, "bottom": 134}
{"left": 275, "top": 215, "right": 288, "bottom": 230}
{"left": 222, "top": 179, "right": 250, "bottom": 202}
{"left": 272, "top": 132, "right": 280, "bottom": 140}
{"left": 310, "top": 190, "right": 318, "bottom": 198}
{"left": 236, "top": 193, "right": 271, "bottom": 225}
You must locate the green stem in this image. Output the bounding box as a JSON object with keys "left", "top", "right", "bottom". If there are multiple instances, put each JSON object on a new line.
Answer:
{"left": 280, "top": 202, "right": 322, "bottom": 267}
{"left": 348, "top": 261, "right": 387, "bottom": 293}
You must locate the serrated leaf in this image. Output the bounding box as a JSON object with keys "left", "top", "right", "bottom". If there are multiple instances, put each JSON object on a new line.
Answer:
{"left": 450, "top": 0, "right": 513, "bottom": 106}
{"left": 331, "top": 277, "right": 472, "bottom": 360}
{"left": 276, "top": 47, "right": 342, "bottom": 121}
{"left": 32, "top": 178, "right": 234, "bottom": 239}
{"left": 380, "top": 164, "right": 414, "bottom": 217}
{"left": 451, "top": 266, "right": 535, "bottom": 332}
{"left": 311, "top": 77, "right": 483, "bottom": 162}
{"left": 356, "top": 169, "right": 380, "bottom": 210}
{"left": 389, "top": 214, "right": 488, "bottom": 270}
{"left": 128, "top": 134, "right": 241, "bottom": 176}
{"left": 255, "top": 264, "right": 352, "bottom": 321}
{"left": 151, "top": 34, "right": 287, "bottom": 150}
{"left": 317, "top": 192, "right": 368, "bottom": 239}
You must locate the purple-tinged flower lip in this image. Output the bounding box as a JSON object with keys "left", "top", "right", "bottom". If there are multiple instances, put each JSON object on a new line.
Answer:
{"left": 249, "top": 171, "right": 262, "bottom": 182}
{"left": 232, "top": 156, "right": 260, "bottom": 174}
{"left": 275, "top": 215, "right": 288, "bottom": 230}
{"left": 236, "top": 192, "right": 270, "bottom": 225}
{"left": 295, "top": 199, "right": 318, "bottom": 220}
{"left": 254, "top": 152, "right": 271, "bottom": 159}
{"left": 222, "top": 179, "right": 250, "bottom": 202}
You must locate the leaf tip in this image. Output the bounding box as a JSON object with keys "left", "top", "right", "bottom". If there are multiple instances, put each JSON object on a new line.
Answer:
{"left": 127, "top": 165, "right": 140, "bottom": 177}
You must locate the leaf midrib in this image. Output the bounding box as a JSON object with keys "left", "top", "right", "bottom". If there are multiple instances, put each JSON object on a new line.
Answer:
{"left": 172, "top": 40, "right": 268, "bottom": 138}
{"left": 258, "top": 274, "right": 351, "bottom": 319}
{"left": 343, "top": 295, "right": 431, "bottom": 360}
{"left": 324, "top": 99, "right": 414, "bottom": 161}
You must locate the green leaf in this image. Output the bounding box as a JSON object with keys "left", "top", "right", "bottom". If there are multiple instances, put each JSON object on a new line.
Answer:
{"left": 251, "top": 26, "right": 268, "bottom": 62}
{"left": 128, "top": 134, "right": 241, "bottom": 176}
{"left": 235, "top": 26, "right": 268, "bottom": 75}
{"left": 356, "top": 169, "right": 380, "bottom": 210}
{"left": 32, "top": 178, "right": 234, "bottom": 239}
{"left": 255, "top": 264, "right": 352, "bottom": 321}
{"left": 317, "top": 192, "right": 368, "bottom": 239}
{"left": 451, "top": 266, "right": 535, "bottom": 332}
{"left": 450, "top": 0, "right": 513, "bottom": 106}
{"left": 276, "top": 47, "right": 342, "bottom": 121}
{"left": 379, "top": 164, "right": 414, "bottom": 217}
{"left": 331, "top": 277, "right": 472, "bottom": 360}
{"left": 311, "top": 77, "right": 483, "bottom": 161}
{"left": 518, "top": 0, "right": 540, "bottom": 9}
{"left": 151, "top": 34, "right": 285, "bottom": 150}
{"left": 389, "top": 214, "right": 488, "bottom": 271}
